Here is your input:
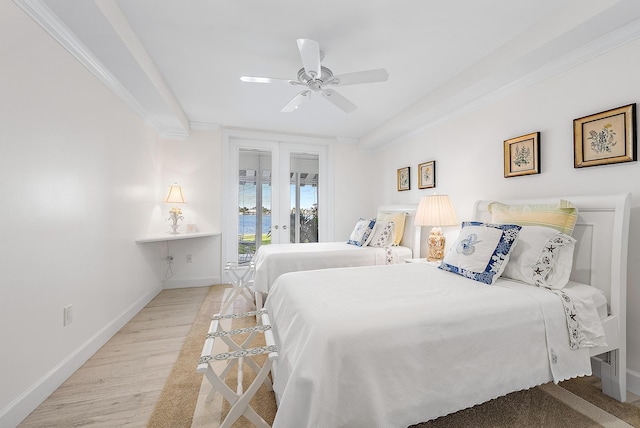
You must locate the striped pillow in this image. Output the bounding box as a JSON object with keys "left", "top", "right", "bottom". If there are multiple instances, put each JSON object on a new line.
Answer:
{"left": 488, "top": 200, "right": 578, "bottom": 235}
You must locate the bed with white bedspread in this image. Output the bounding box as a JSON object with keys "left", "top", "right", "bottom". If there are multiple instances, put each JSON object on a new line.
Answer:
{"left": 264, "top": 194, "right": 630, "bottom": 428}
{"left": 252, "top": 242, "right": 412, "bottom": 294}
{"left": 252, "top": 205, "right": 419, "bottom": 294}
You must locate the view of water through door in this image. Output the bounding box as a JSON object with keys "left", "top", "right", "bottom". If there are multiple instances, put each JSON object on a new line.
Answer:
{"left": 236, "top": 147, "right": 320, "bottom": 265}
{"left": 238, "top": 149, "right": 273, "bottom": 264}
{"left": 289, "top": 152, "right": 319, "bottom": 244}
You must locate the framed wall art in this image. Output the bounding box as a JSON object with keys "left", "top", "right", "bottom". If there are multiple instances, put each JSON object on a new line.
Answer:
{"left": 397, "top": 166, "right": 410, "bottom": 191}
{"left": 418, "top": 160, "right": 436, "bottom": 189}
{"left": 503, "top": 132, "right": 540, "bottom": 178}
{"left": 574, "top": 103, "right": 636, "bottom": 168}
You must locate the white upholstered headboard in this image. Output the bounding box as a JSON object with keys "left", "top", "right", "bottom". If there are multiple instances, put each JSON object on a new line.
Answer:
{"left": 473, "top": 193, "right": 631, "bottom": 401}
{"left": 377, "top": 204, "right": 420, "bottom": 257}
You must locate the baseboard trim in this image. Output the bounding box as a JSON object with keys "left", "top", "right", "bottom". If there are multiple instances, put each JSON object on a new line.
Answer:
{"left": 162, "top": 276, "right": 223, "bottom": 289}
{"left": 0, "top": 286, "right": 161, "bottom": 428}
{"left": 627, "top": 368, "right": 640, "bottom": 397}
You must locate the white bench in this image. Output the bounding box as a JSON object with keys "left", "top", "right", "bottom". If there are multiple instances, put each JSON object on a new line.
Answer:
{"left": 197, "top": 308, "right": 278, "bottom": 428}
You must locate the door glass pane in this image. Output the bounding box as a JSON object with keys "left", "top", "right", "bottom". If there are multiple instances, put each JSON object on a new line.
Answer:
{"left": 289, "top": 152, "right": 319, "bottom": 243}
{"left": 238, "top": 149, "right": 272, "bottom": 264}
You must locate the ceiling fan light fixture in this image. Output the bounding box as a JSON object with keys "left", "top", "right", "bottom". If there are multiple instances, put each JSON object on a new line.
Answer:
{"left": 297, "top": 66, "right": 333, "bottom": 87}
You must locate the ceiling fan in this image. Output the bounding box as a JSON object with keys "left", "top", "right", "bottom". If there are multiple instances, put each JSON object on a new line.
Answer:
{"left": 240, "top": 39, "right": 389, "bottom": 113}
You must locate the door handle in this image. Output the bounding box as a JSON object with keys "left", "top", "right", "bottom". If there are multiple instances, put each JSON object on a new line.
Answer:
{"left": 274, "top": 225, "right": 279, "bottom": 230}
{"left": 283, "top": 225, "right": 288, "bottom": 230}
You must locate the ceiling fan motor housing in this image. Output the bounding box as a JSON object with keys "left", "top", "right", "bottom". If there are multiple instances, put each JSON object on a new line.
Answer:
{"left": 297, "top": 66, "right": 333, "bottom": 91}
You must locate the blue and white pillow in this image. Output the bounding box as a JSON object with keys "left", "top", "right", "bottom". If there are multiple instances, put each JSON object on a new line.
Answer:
{"left": 439, "top": 221, "right": 521, "bottom": 285}
{"left": 347, "top": 218, "right": 376, "bottom": 247}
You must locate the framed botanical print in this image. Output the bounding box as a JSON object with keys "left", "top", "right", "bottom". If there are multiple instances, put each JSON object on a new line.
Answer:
{"left": 503, "top": 132, "right": 540, "bottom": 178}
{"left": 418, "top": 161, "right": 436, "bottom": 189}
{"left": 574, "top": 104, "right": 636, "bottom": 168}
{"left": 397, "top": 166, "right": 410, "bottom": 191}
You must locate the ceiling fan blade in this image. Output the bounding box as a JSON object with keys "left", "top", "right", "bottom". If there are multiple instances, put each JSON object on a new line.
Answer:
{"left": 322, "top": 89, "right": 357, "bottom": 113}
{"left": 240, "top": 76, "right": 302, "bottom": 86}
{"left": 296, "top": 39, "right": 321, "bottom": 80}
{"left": 281, "top": 90, "right": 311, "bottom": 112}
{"left": 325, "top": 68, "right": 389, "bottom": 87}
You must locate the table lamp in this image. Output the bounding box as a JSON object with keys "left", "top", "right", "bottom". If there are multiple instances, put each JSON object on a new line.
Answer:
{"left": 165, "top": 183, "right": 186, "bottom": 234}
{"left": 415, "top": 195, "right": 458, "bottom": 261}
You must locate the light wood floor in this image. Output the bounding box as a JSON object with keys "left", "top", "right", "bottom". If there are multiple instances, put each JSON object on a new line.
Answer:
{"left": 19, "top": 286, "right": 213, "bottom": 427}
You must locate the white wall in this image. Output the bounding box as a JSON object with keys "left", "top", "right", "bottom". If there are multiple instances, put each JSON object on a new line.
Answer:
{"left": 372, "top": 37, "right": 640, "bottom": 392}
{"left": 156, "top": 130, "right": 224, "bottom": 288}
{"left": 0, "top": 3, "right": 165, "bottom": 426}
{"left": 332, "top": 143, "right": 377, "bottom": 239}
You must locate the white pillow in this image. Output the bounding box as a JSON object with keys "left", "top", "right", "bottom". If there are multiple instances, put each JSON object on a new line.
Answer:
{"left": 347, "top": 218, "right": 376, "bottom": 247}
{"left": 502, "top": 226, "right": 576, "bottom": 289}
{"left": 376, "top": 212, "right": 406, "bottom": 245}
{"left": 368, "top": 221, "right": 395, "bottom": 247}
{"left": 439, "top": 221, "right": 521, "bottom": 285}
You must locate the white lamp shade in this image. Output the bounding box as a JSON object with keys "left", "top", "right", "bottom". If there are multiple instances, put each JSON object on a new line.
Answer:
{"left": 164, "top": 185, "right": 186, "bottom": 204}
{"left": 415, "top": 195, "right": 458, "bottom": 227}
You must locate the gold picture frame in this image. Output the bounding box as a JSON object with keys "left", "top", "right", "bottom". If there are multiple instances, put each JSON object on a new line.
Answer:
{"left": 418, "top": 161, "right": 436, "bottom": 189}
{"left": 397, "top": 166, "right": 410, "bottom": 191}
{"left": 574, "top": 104, "right": 636, "bottom": 168}
{"left": 504, "top": 132, "right": 540, "bottom": 178}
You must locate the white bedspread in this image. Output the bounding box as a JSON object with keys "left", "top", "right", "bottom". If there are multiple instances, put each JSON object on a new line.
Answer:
{"left": 265, "top": 263, "right": 600, "bottom": 428}
{"left": 252, "top": 242, "right": 412, "bottom": 293}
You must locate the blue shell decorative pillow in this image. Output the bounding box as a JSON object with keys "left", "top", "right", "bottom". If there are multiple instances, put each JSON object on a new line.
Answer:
{"left": 347, "top": 218, "right": 376, "bottom": 247}
{"left": 439, "top": 221, "right": 521, "bottom": 284}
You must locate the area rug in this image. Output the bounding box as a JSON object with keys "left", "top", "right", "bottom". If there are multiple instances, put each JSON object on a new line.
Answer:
{"left": 152, "top": 284, "right": 640, "bottom": 427}
{"left": 147, "top": 284, "right": 228, "bottom": 428}
{"left": 411, "top": 382, "right": 635, "bottom": 427}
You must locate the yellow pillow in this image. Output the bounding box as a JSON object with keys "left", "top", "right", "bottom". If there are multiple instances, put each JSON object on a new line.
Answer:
{"left": 488, "top": 200, "right": 578, "bottom": 235}
{"left": 376, "top": 212, "right": 406, "bottom": 246}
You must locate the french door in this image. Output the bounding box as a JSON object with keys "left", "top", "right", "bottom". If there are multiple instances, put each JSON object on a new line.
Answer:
{"left": 223, "top": 134, "right": 331, "bottom": 265}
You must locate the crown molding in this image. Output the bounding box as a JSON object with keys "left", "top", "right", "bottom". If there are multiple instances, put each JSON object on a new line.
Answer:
{"left": 222, "top": 127, "right": 336, "bottom": 146}
{"left": 479, "top": 16, "right": 640, "bottom": 113}
{"left": 13, "top": 0, "right": 189, "bottom": 138}
{"left": 335, "top": 137, "right": 359, "bottom": 145}
{"left": 189, "top": 121, "right": 221, "bottom": 131}
{"left": 361, "top": 16, "right": 640, "bottom": 151}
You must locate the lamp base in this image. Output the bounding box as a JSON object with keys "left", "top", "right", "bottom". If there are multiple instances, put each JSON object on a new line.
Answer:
{"left": 427, "top": 227, "right": 446, "bottom": 262}
{"left": 168, "top": 208, "right": 184, "bottom": 234}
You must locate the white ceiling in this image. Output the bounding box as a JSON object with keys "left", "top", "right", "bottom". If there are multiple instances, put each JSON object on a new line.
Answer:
{"left": 16, "top": 0, "right": 640, "bottom": 149}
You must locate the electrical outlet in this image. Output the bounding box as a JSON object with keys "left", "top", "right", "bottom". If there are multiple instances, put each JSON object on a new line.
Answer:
{"left": 186, "top": 254, "right": 192, "bottom": 263}
{"left": 64, "top": 305, "right": 73, "bottom": 326}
